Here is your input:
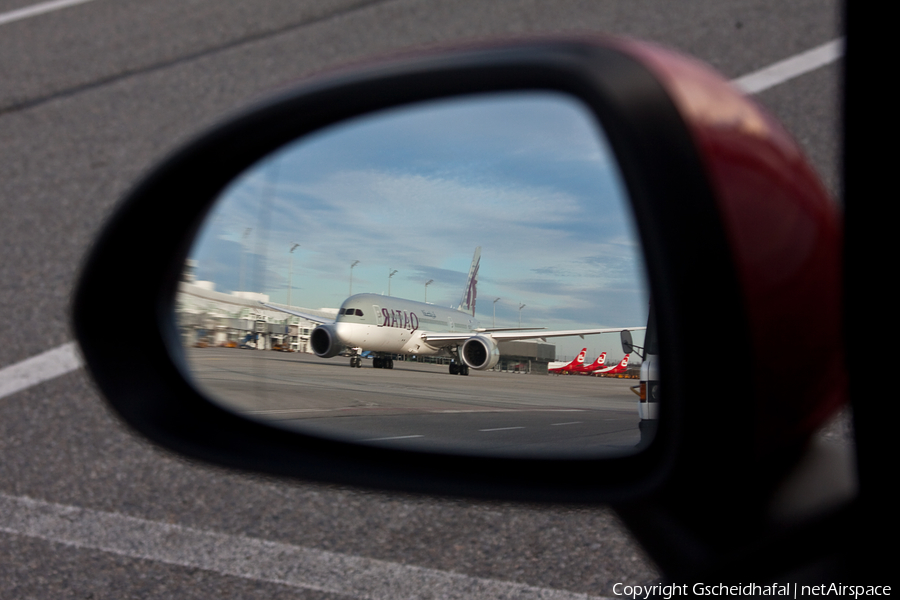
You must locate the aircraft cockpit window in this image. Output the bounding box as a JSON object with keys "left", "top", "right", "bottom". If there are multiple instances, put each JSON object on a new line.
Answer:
{"left": 176, "top": 91, "right": 651, "bottom": 459}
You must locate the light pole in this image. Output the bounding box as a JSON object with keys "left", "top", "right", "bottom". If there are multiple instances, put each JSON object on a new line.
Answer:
{"left": 388, "top": 269, "right": 398, "bottom": 296}
{"left": 518, "top": 303, "right": 526, "bottom": 327}
{"left": 288, "top": 243, "right": 299, "bottom": 307}
{"left": 349, "top": 260, "right": 359, "bottom": 296}
{"left": 239, "top": 227, "right": 251, "bottom": 292}
{"left": 493, "top": 297, "right": 501, "bottom": 327}
{"left": 424, "top": 279, "right": 434, "bottom": 303}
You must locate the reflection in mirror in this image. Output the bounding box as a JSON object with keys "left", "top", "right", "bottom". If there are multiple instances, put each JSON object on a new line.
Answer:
{"left": 175, "top": 92, "right": 652, "bottom": 458}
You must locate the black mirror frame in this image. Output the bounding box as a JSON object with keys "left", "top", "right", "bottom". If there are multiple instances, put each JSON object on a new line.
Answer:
{"left": 72, "top": 40, "right": 752, "bottom": 504}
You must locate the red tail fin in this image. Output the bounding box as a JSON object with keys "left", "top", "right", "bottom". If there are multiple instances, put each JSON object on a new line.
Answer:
{"left": 589, "top": 352, "right": 607, "bottom": 368}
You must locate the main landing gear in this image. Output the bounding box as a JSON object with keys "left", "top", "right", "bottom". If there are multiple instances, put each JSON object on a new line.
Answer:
{"left": 449, "top": 362, "right": 469, "bottom": 376}
{"left": 349, "top": 356, "right": 362, "bottom": 368}
{"left": 372, "top": 357, "right": 394, "bottom": 369}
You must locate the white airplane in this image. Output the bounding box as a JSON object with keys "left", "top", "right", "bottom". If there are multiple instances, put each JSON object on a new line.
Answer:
{"left": 264, "top": 247, "right": 644, "bottom": 376}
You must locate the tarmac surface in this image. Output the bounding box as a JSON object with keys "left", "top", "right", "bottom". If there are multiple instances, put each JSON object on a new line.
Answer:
{"left": 187, "top": 348, "right": 643, "bottom": 456}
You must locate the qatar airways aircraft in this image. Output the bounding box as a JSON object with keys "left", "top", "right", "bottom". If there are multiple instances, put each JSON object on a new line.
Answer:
{"left": 265, "top": 248, "right": 644, "bottom": 376}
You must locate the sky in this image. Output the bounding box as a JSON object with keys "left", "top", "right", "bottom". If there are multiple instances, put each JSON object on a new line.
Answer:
{"left": 188, "top": 91, "right": 648, "bottom": 359}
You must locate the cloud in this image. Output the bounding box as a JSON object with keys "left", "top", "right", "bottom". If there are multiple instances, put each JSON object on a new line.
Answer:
{"left": 187, "top": 90, "right": 648, "bottom": 330}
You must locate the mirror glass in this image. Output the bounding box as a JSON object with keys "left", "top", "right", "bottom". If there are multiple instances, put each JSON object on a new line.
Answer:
{"left": 176, "top": 91, "right": 652, "bottom": 458}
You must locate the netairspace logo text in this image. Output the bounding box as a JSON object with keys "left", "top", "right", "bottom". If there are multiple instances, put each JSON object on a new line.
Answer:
{"left": 613, "top": 583, "right": 891, "bottom": 599}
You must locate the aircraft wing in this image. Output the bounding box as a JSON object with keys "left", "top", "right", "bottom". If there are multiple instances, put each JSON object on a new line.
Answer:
{"left": 473, "top": 327, "right": 546, "bottom": 333}
{"left": 260, "top": 303, "right": 334, "bottom": 325}
{"left": 421, "top": 326, "right": 645, "bottom": 346}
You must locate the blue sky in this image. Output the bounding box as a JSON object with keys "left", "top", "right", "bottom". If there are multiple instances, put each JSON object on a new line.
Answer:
{"left": 189, "top": 91, "right": 648, "bottom": 358}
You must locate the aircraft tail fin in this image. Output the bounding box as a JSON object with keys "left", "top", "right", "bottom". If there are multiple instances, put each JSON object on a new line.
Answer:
{"left": 458, "top": 246, "right": 481, "bottom": 316}
{"left": 589, "top": 352, "right": 607, "bottom": 368}
{"left": 575, "top": 348, "right": 587, "bottom": 364}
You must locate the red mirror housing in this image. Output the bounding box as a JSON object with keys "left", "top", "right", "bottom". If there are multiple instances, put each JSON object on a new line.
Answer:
{"left": 622, "top": 39, "right": 844, "bottom": 458}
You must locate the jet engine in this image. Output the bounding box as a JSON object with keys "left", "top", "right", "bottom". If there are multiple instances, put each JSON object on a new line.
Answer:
{"left": 309, "top": 324, "right": 345, "bottom": 358}
{"left": 460, "top": 335, "right": 501, "bottom": 371}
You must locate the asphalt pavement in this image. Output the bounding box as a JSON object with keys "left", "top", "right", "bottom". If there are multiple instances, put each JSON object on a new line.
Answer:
{"left": 186, "top": 348, "right": 642, "bottom": 456}
{"left": 0, "top": 1, "right": 842, "bottom": 597}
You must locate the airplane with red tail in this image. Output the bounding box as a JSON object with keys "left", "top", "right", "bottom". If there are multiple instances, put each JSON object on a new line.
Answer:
{"left": 590, "top": 354, "right": 630, "bottom": 376}
{"left": 548, "top": 348, "right": 588, "bottom": 374}
{"left": 549, "top": 351, "right": 608, "bottom": 375}
{"left": 577, "top": 352, "right": 607, "bottom": 374}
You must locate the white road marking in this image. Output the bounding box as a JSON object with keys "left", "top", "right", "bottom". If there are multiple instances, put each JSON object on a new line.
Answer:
{"left": 0, "top": 342, "right": 82, "bottom": 400}
{"left": 362, "top": 435, "right": 424, "bottom": 441}
{"left": 479, "top": 427, "right": 525, "bottom": 432}
{"left": 0, "top": 493, "right": 607, "bottom": 600}
{"left": 551, "top": 422, "right": 583, "bottom": 426}
{"left": 434, "top": 409, "right": 584, "bottom": 413}
{"left": 248, "top": 408, "right": 342, "bottom": 414}
{"left": 0, "top": 0, "right": 99, "bottom": 26}
{"left": 732, "top": 38, "right": 843, "bottom": 94}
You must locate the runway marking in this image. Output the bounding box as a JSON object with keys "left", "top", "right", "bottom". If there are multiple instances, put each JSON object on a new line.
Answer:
{"left": 0, "top": 0, "right": 100, "bottom": 26}
{"left": 362, "top": 435, "right": 424, "bottom": 441}
{"left": 479, "top": 427, "right": 525, "bottom": 432}
{"left": 436, "top": 408, "right": 585, "bottom": 412}
{"left": 0, "top": 493, "right": 607, "bottom": 600}
{"left": 732, "top": 38, "right": 843, "bottom": 93}
{"left": 0, "top": 342, "right": 82, "bottom": 401}
{"left": 247, "top": 408, "right": 340, "bottom": 414}
{"left": 551, "top": 422, "right": 583, "bottom": 426}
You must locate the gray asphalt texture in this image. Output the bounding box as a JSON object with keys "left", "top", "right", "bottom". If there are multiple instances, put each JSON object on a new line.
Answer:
{"left": 186, "top": 348, "right": 642, "bottom": 456}
{"left": 0, "top": 1, "right": 842, "bottom": 597}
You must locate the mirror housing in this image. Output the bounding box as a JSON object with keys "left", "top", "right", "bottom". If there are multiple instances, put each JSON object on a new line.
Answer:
{"left": 73, "top": 38, "right": 843, "bottom": 506}
{"left": 620, "top": 330, "right": 634, "bottom": 355}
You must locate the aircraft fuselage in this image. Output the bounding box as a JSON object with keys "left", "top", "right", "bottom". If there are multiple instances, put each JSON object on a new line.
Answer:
{"left": 329, "top": 293, "right": 479, "bottom": 356}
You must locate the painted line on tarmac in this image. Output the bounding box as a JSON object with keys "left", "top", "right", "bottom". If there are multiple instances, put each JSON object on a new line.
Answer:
{"left": 733, "top": 38, "right": 843, "bottom": 94}
{"left": 0, "top": 0, "right": 99, "bottom": 26}
{"left": 0, "top": 342, "right": 82, "bottom": 400}
{"left": 0, "top": 492, "right": 609, "bottom": 600}
{"left": 248, "top": 407, "right": 341, "bottom": 414}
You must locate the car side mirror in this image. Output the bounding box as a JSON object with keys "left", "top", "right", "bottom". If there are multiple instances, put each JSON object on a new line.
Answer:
{"left": 73, "top": 38, "right": 843, "bottom": 506}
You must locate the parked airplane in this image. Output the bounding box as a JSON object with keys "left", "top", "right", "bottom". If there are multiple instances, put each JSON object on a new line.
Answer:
{"left": 578, "top": 352, "right": 607, "bottom": 374}
{"left": 548, "top": 350, "right": 610, "bottom": 375}
{"left": 548, "top": 348, "right": 588, "bottom": 374}
{"left": 264, "top": 248, "right": 644, "bottom": 376}
{"left": 590, "top": 354, "right": 630, "bottom": 376}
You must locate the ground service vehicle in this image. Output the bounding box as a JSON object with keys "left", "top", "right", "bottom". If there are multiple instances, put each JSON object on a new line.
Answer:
{"left": 74, "top": 24, "right": 884, "bottom": 588}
